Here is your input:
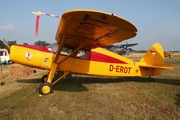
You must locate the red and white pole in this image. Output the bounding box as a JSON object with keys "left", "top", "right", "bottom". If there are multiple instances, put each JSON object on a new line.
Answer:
{"left": 32, "top": 11, "right": 60, "bottom": 36}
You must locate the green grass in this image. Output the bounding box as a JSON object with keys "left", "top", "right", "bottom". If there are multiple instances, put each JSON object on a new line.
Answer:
{"left": 0, "top": 57, "right": 180, "bottom": 119}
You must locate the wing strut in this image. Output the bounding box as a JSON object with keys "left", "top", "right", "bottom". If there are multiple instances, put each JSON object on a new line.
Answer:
{"left": 56, "top": 28, "right": 122, "bottom": 66}
{"left": 52, "top": 71, "right": 70, "bottom": 85}
{"left": 47, "top": 30, "right": 118, "bottom": 84}
{"left": 57, "top": 39, "right": 93, "bottom": 65}
{"left": 46, "top": 34, "right": 94, "bottom": 84}
{"left": 46, "top": 35, "right": 66, "bottom": 83}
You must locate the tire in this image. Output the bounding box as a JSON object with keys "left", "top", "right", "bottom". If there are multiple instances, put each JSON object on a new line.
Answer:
{"left": 39, "top": 82, "right": 53, "bottom": 95}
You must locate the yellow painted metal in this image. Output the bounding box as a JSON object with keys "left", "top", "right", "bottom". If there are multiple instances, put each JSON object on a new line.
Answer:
{"left": 138, "top": 43, "right": 174, "bottom": 75}
{"left": 139, "top": 43, "right": 164, "bottom": 66}
{"left": 57, "top": 43, "right": 173, "bottom": 77}
{"left": 55, "top": 9, "right": 137, "bottom": 50}
{"left": 57, "top": 47, "right": 140, "bottom": 77}
{"left": 138, "top": 43, "right": 174, "bottom": 70}
{"left": 47, "top": 36, "right": 65, "bottom": 83}
{"left": 52, "top": 71, "right": 70, "bottom": 85}
{"left": 10, "top": 45, "right": 54, "bottom": 70}
{"left": 42, "top": 86, "right": 50, "bottom": 94}
{"left": 164, "top": 52, "right": 174, "bottom": 58}
{"left": 47, "top": 64, "right": 57, "bottom": 83}
{"left": 10, "top": 42, "right": 174, "bottom": 80}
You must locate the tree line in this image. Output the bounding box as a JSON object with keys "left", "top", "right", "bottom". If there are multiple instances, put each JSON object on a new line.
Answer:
{"left": 0, "top": 39, "right": 50, "bottom": 49}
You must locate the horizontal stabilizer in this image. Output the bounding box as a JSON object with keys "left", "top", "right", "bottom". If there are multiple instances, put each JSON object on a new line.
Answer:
{"left": 139, "top": 64, "right": 174, "bottom": 70}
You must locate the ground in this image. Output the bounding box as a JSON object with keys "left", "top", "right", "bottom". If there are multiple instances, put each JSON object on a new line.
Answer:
{"left": 0, "top": 54, "right": 180, "bottom": 120}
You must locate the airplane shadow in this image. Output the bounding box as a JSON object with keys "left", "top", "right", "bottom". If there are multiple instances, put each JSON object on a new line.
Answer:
{"left": 175, "top": 94, "right": 180, "bottom": 106}
{"left": 16, "top": 76, "right": 180, "bottom": 91}
{"left": 16, "top": 75, "right": 180, "bottom": 106}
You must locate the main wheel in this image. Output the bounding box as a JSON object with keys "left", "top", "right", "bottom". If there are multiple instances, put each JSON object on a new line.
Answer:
{"left": 39, "top": 82, "right": 53, "bottom": 95}
{"left": 41, "top": 75, "right": 48, "bottom": 82}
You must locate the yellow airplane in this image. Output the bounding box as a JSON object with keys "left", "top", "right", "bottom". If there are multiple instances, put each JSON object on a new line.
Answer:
{"left": 9, "top": 9, "right": 174, "bottom": 95}
{"left": 164, "top": 51, "right": 174, "bottom": 58}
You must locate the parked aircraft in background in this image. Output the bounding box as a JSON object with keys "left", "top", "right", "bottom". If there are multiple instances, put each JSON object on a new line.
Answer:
{"left": 105, "top": 42, "right": 138, "bottom": 55}
{"left": 164, "top": 51, "right": 174, "bottom": 58}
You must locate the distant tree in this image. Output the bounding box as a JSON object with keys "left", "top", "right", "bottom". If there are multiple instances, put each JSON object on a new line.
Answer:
{"left": 136, "top": 50, "right": 147, "bottom": 53}
{"left": 7, "top": 40, "right": 17, "bottom": 46}
{"left": 34, "top": 40, "right": 50, "bottom": 46}
{"left": 0, "top": 39, "right": 17, "bottom": 49}
{"left": 0, "top": 40, "right": 5, "bottom": 49}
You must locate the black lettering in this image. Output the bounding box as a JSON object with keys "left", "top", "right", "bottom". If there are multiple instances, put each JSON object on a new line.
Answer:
{"left": 124, "top": 67, "right": 128, "bottom": 73}
{"left": 109, "top": 65, "right": 114, "bottom": 71}
{"left": 116, "top": 66, "right": 120, "bottom": 72}
{"left": 83, "top": 14, "right": 109, "bottom": 25}
{"left": 80, "top": 22, "right": 101, "bottom": 28}
{"left": 120, "top": 66, "right": 124, "bottom": 73}
{"left": 128, "top": 67, "right": 131, "bottom": 74}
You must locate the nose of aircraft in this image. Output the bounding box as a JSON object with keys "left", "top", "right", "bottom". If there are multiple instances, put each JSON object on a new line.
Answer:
{"left": 10, "top": 44, "right": 53, "bottom": 70}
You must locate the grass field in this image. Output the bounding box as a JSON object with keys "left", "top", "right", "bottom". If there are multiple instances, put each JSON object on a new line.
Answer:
{"left": 0, "top": 55, "right": 180, "bottom": 120}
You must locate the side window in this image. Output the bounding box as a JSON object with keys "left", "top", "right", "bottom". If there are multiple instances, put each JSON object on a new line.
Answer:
{"left": 76, "top": 50, "right": 90, "bottom": 59}
{"left": 0, "top": 51, "right": 3, "bottom": 56}
{"left": 46, "top": 42, "right": 58, "bottom": 53}
{"left": 77, "top": 50, "right": 86, "bottom": 57}
{"left": 60, "top": 47, "right": 73, "bottom": 55}
{"left": 5, "top": 51, "right": 9, "bottom": 56}
{"left": 46, "top": 42, "right": 90, "bottom": 59}
{"left": 5, "top": 51, "right": 7, "bottom": 56}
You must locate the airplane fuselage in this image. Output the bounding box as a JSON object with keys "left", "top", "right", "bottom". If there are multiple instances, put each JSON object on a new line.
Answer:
{"left": 10, "top": 44, "right": 158, "bottom": 77}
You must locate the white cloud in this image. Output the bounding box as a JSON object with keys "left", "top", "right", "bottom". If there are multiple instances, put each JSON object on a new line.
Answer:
{"left": 0, "top": 23, "right": 14, "bottom": 31}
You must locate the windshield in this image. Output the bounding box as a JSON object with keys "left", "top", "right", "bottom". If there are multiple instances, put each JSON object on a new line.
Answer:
{"left": 46, "top": 42, "right": 87, "bottom": 57}
{"left": 46, "top": 42, "right": 72, "bottom": 55}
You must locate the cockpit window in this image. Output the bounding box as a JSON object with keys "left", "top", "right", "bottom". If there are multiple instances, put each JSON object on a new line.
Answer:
{"left": 46, "top": 42, "right": 89, "bottom": 58}
{"left": 61, "top": 47, "right": 73, "bottom": 55}
{"left": 46, "top": 42, "right": 58, "bottom": 52}
{"left": 46, "top": 42, "right": 72, "bottom": 55}
{"left": 77, "top": 50, "right": 86, "bottom": 57}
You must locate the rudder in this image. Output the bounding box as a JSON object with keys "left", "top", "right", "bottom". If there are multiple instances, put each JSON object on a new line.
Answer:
{"left": 140, "top": 42, "right": 164, "bottom": 66}
{"left": 138, "top": 43, "right": 174, "bottom": 76}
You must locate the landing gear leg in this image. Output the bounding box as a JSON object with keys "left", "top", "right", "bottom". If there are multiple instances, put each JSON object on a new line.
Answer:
{"left": 39, "top": 35, "right": 65, "bottom": 95}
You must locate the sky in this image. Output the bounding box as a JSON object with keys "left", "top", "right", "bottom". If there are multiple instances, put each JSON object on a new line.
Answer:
{"left": 0, "top": 0, "right": 180, "bottom": 51}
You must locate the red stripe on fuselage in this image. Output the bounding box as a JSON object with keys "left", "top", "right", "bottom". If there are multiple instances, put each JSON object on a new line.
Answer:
{"left": 89, "top": 51, "right": 127, "bottom": 64}
{"left": 78, "top": 51, "right": 127, "bottom": 64}
{"left": 15, "top": 45, "right": 52, "bottom": 53}
{"left": 14, "top": 45, "right": 127, "bottom": 64}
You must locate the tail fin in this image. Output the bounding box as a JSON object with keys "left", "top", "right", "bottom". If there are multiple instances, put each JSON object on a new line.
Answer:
{"left": 138, "top": 43, "right": 174, "bottom": 75}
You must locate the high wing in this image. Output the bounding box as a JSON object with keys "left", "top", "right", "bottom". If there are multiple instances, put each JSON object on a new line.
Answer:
{"left": 55, "top": 9, "right": 137, "bottom": 50}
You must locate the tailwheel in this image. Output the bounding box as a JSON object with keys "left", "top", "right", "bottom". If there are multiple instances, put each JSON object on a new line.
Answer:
{"left": 39, "top": 82, "right": 53, "bottom": 95}
{"left": 41, "top": 75, "right": 48, "bottom": 82}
